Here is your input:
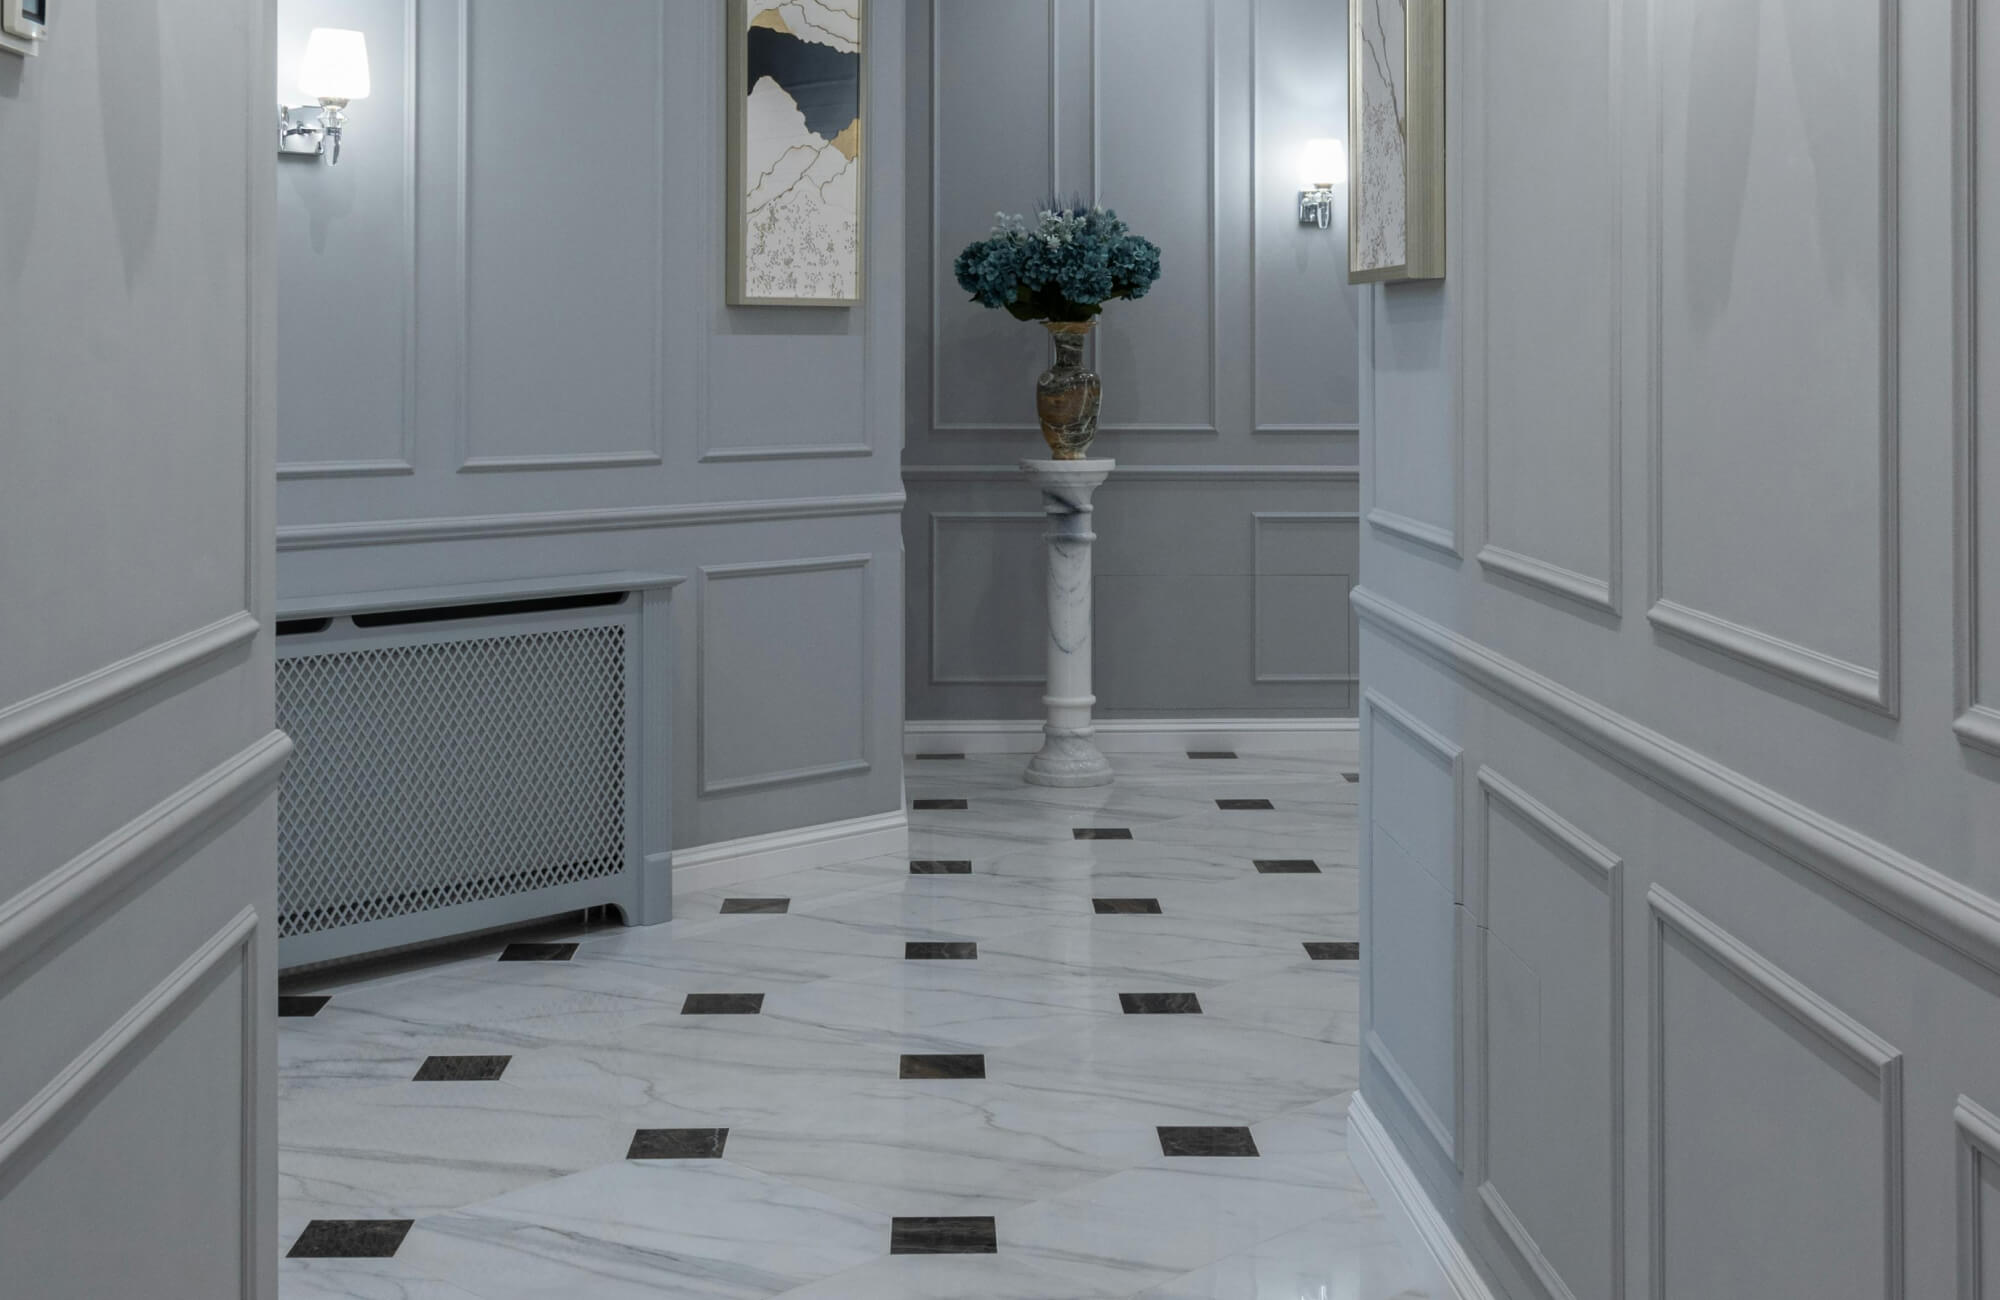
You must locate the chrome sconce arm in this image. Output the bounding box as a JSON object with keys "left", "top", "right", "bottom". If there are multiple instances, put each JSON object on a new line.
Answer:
{"left": 278, "top": 101, "right": 351, "bottom": 164}
{"left": 1298, "top": 185, "right": 1338, "bottom": 230}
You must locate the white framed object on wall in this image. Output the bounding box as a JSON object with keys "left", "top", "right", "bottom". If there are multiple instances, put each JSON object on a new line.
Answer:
{"left": 0, "top": 0, "right": 46, "bottom": 56}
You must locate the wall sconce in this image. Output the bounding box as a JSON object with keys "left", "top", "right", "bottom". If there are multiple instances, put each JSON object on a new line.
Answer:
{"left": 1297, "top": 137, "right": 1347, "bottom": 230}
{"left": 278, "top": 28, "right": 371, "bottom": 165}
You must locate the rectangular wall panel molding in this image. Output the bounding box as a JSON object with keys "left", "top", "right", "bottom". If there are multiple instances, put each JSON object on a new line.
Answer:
{"left": 1648, "top": 0, "right": 1901, "bottom": 714}
{"left": 1647, "top": 885, "right": 1904, "bottom": 1300}
{"left": 1958, "top": 0, "right": 2000, "bottom": 754}
{"left": 1474, "top": 766, "right": 1624, "bottom": 1300}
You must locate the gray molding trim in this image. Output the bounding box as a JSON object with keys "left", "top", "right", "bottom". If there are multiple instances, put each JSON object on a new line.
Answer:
{"left": 0, "top": 732, "right": 292, "bottom": 982}
{"left": 1369, "top": 506, "right": 1464, "bottom": 559}
{"left": 699, "top": 442, "right": 875, "bottom": 464}
{"left": 1473, "top": 766, "right": 1625, "bottom": 1300}
{"left": 0, "top": 612, "right": 260, "bottom": 758}
{"left": 276, "top": 571, "right": 683, "bottom": 621}
{"left": 1646, "top": 885, "right": 1905, "bottom": 1300}
{"left": 1955, "top": 1094, "right": 2000, "bottom": 1300}
{"left": 1253, "top": 511, "right": 1361, "bottom": 685}
{"left": 927, "top": 511, "right": 1048, "bottom": 686}
{"left": 904, "top": 463, "right": 1359, "bottom": 483}
{"left": 1644, "top": 0, "right": 1901, "bottom": 719}
{"left": 451, "top": 0, "right": 671, "bottom": 475}
{"left": 275, "top": 0, "right": 419, "bottom": 482}
{"left": 1955, "top": 0, "right": 1996, "bottom": 756}
{"left": 1348, "top": 1092, "right": 1503, "bottom": 1300}
{"left": 1253, "top": 423, "right": 1363, "bottom": 437}
{"left": 696, "top": 554, "right": 875, "bottom": 797}
{"left": 1646, "top": 597, "right": 1889, "bottom": 713}
{"left": 1366, "top": 1028, "right": 1459, "bottom": 1172}
{"left": 1352, "top": 584, "right": 2000, "bottom": 977}
{"left": 1465, "top": 0, "right": 1622, "bottom": 623}
{"left": 276, "top": 491, "right": 907, "bottom": 550}
{"left": 1479, "top": 545, "right": 1617, "bottom": 617}
{"left": 1362, "top": 687, "right": 1466, "bottom": 902}
{"left": 0, "top": 906, "right": 259, "bottom": 1174}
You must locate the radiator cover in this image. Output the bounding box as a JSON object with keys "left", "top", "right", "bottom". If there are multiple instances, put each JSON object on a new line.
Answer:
{"left": 272, "top": 574, "right": 678, "bottom": 968}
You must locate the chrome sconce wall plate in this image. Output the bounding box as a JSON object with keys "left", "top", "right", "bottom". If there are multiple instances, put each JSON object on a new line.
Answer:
{"left": 278, "top": 27, "right": 370, "bottom": 165}
{"left": 1296, "top": 137, "right": 1347, "bottom": 230}
{"left": 0, "top": 0, "right": 48, "bottom": 58}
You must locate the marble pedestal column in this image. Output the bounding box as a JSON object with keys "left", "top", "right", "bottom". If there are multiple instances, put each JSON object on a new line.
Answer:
{"left": 1021, "top": 458, "right": 1115, "bottom": 788}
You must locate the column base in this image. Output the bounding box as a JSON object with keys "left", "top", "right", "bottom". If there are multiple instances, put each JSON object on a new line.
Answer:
{"left": 1024, "top": 730, "right": 1115, "bottom": 787}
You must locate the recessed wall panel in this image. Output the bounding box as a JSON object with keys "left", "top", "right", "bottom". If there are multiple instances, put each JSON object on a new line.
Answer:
{"left": 929, "top": 514, "right": 1046, "bottom": 685}
{"left": 1654, "top": 0, "right": 1894, "bottom": 702}
{"left": 1477, "top": 0, "right": 1617, "bottom": 608}
{"left": 462, "top": 6, "right": 664, "bottom": 466}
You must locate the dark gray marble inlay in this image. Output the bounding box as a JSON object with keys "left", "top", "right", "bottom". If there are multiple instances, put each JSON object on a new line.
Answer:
{"left": 721, "top": 898, "right": 790, "bottom": 914}
{"left": 1158, "top": 1126, "right": 1261, "bottom": 1157}
{"left": 1305, "top": 941, "right": 1361, "bottom": 960}
{"left": 1217, "top": 798, "right": 1276, "bottom": 810}
{"left": 1255, "top": 859, "right": 1322, "bottom": 874}
{"left": 681, "top": 993, "right": 765, "bottom": 1015}
{"left": 1187, "top": 750, "right": 1238, "bottom": 759}
{"left": 906, "top": 941, "right": 977, "bottom": 960}
{"left": 1073, "top": 827, "right": 1133, "bottom": 840}
{"left": 913, "top": 798, "right": 969, "bottom": 810}
{"left": 910, "top": 860, "right": 972, "bottom": 874}
{"left": 278, "top": 994, "right": 330, "bottom": 1018}
{"left": 287, "top": 1220, "right": 415, "bottom": 1259}
{"left": 915, "top": 753, "right": 967, "bottom": 760}
{"left": 1120, "top": 992, "right": 1203, "bottom": 1015}
{"left": 1343, "top": 772, "right": 1361, "bottom": 783}
{"left": 413, "top": 1055, "right": 510, "bottom": 1082}
{"left": 900, "top": 1053, "right": 986, "bottom": 1079}
{"left": 627, "top": 1128, "right": 730, "bottom": 1159}
{"left": 1093, "top": 898, "right": 1163, "bottom": 914}
{"left": 890, "top": 1217, "right": 999, "bottom": 1255}
{"left": 499, "top": 942, "right": 577, "bottom": 962}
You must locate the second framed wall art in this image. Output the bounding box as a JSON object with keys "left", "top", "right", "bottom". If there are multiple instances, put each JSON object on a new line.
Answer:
{"left": 1349, "top": 0, "right": 1444, "bottom": 283}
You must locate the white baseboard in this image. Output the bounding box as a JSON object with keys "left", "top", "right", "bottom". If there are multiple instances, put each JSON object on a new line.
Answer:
{"left": 670, "top": 809, "right": 908, "bottom": 895}
{"left": 906, "top": 717, "right": 1358, "bottom": 756}
{"left": 1348, "top": 1093, "right": 1497, "bottom": 1300}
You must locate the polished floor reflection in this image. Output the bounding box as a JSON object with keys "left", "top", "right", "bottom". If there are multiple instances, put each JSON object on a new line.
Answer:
{"left": 277, "top": 749, "right": 1429, "bottom": 1298}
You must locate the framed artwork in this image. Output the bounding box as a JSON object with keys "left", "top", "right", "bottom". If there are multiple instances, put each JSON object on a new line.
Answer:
{"left": 726, "top": 1, "right": 864, "bottom": 306}
{"left": 1349, "top": 0, "right": 1445, "bottom": 283}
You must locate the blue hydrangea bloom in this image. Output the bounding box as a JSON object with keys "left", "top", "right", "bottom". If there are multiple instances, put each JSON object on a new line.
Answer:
{"left": 954, "top": 205, "right": 1163, "bottom": 323}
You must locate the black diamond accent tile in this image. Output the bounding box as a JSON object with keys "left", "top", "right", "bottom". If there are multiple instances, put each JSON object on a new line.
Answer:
{"left": 915, "top": 752, "right": 967, "bottom": 760}
{"left": 901, "top": 1053, "right": 987, "bottom": 1079}
{"left": 499, "top": 942, "right": 577, "bottom": 962}
{"left": 1343, "top": 772, "right": 1361, "bottom": 783}
{"left": 1217, "top": 798, "right": 1276, "bottom": 810}
{"left": 1255, "top": 859, "right": 1322, "bottom": 874}
{"left": 288, "top": 1220, "right": 415, "bottom": 1259}
{"left": 891, "top": 1217, "right": 998, "bottom": 1255}
{"left": 682, "top": 993, "right": 765, "bottom": 1015}
{"left": 1120, "top": 992, "right": 1203, "bottom": 1015}
{"left": 1074, "top": 827, "right": 1133, "bottom": 840}
{"left": 906, "top": 941, "right": 978, "bottom": 960}
{"left": 721, "top": 898, "right": 790, "bottom": 914}
{"left": 1093, "top": 898, "right": 1163, "bottom": 914}
{"left": 627, "top": 1128, "right": 730, "bottom": 1159}
{"left": 1158, "top": 1126, "right": 1261, "bottom": 1158}
{"left": 1187, "top": 750, "right": 1238, "bottom": 759}
{"left": 278, "top": 994, "right": 330, "bottom": 1018}
{"left": 1306, "top": 941, "right": 1361, "bottom": 960}
{"left": 913, "top": 798, "right": 969, "bottom": 811}
{"left": 413, "top": 1055, "right": 510, "bottom": 1082}
{"left": 910, "top": 860, "right": 972, "bottom": 874}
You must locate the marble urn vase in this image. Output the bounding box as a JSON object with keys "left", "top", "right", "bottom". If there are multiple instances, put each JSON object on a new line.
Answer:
{"left": 1036, "top": 321, "right": 1101, "bottom": 460}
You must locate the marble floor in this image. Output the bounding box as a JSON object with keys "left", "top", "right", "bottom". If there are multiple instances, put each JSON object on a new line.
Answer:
{"left": 277, "top": 748, "right": 1430, "bottom": 1299}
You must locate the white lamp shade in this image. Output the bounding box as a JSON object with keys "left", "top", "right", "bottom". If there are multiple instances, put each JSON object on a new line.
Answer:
{"left": 1300, "top": 137, "right": 1347, "bottom": 188}
{"left": 299, "top": 28, "right": 371, "bottom": 102}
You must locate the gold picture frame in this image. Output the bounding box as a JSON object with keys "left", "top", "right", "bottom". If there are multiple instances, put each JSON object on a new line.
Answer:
{"left": 725, "top": 0, "right": 866, "bottom": 306}
{"left": 1348, "top": 0, "right": 1445, "bottom": 283}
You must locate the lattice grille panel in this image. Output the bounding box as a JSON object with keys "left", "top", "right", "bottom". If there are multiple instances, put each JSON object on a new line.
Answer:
{"left": 277, "top": 625, "right": 628, "bottom": 938}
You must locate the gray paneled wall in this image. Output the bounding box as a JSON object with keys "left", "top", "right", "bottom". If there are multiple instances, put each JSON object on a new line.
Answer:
{"left": 904, "top": 0, "right": 1361, "bottom": 722}
{"left": 1355, "top": 0, "right": 2000, "bottom": 1295}
{"left": 274, "top": 0, "right": 908, "bottom": 851}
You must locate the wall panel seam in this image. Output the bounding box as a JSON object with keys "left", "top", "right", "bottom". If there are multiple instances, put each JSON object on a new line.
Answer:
{"left": 276, "top": 492, "right": 906, "bottom": 550}
{"left": 1352, "top": 583, "right": 2000, "bottom": 977}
